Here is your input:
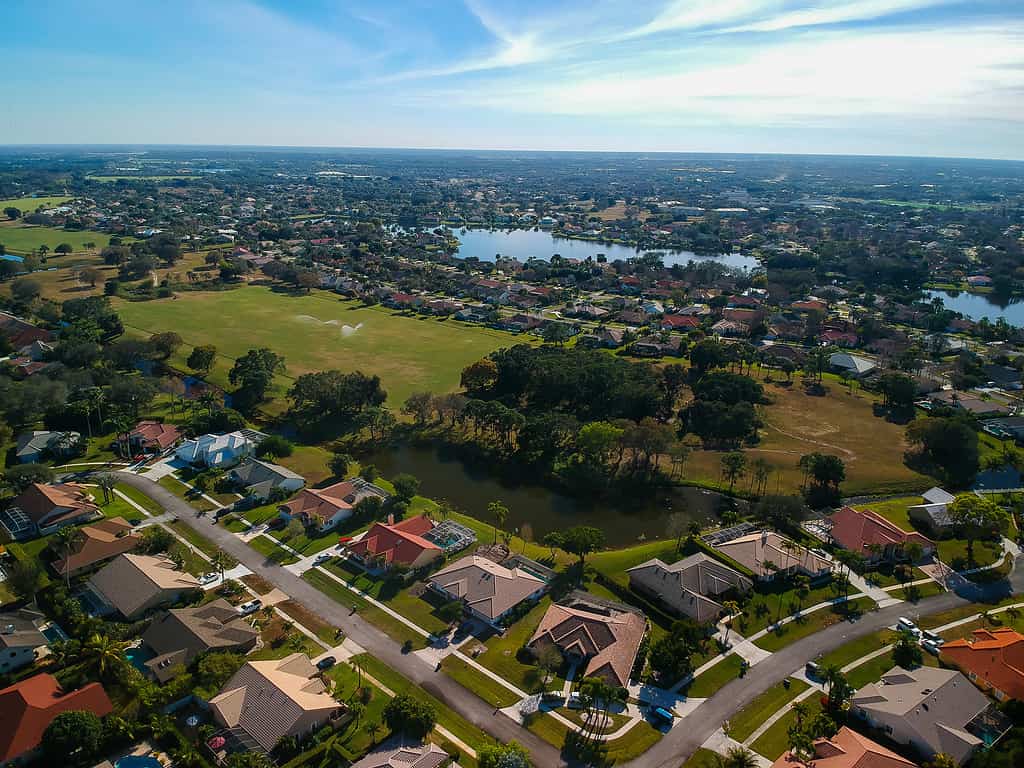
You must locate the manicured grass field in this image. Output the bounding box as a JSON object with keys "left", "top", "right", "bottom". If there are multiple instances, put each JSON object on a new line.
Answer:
{"left": 682, "top": 748, "right": 727, "bottom": 768}
{"left": 754, "top": 598, "right": 873, "bottom": 653}
{"left": 0, "top": 224, "right": 109, "bottom": 254}
{"left": 248, "top": 534, "right": 300, "bottom": 564}
{"left": 750, "top": 705, "right": 803, "bottom": 760}
{"left": 478, "top": 597, "right": 564, "bottom": 693}
{"left": 818, "top": 630, "right": 895, "bottom": 669}
{"left": 854, "top": 497, "right": 922, "bottom": 529}
{"left": 324, "top": 559, "right": 450, "bottom": 635}
{"left": 115, "top": 483, "right": 164, "bottom": 515}
{"left": 95, "top": 496, "right": 139, "bottom": 520}
{"left": 685, "top": 654, "right": 745, "bottom": 697}
{"left": 727, "top": 679, "right": 809, "bottom": 742}
{"left": 936, "top": 537, "right": 1002, "bottom": 569}
{"left": 168, "top": 519, "right": 220, "bottom": 558}
{"left": 684, "top": 379, "right": 933, "bottom": 495}
{"left": 440, "top": 656, "right": 520, "bottom": 707}
{"left": 0, "top": 196, "right": 73, "bottom": 213}
{"left": 735, "top": 580, "right": 841, "bottom": 636}
{"left": 115, "top": 286, "right": 529, "bottom": 408}
{"left": 157, "top": 475, "right": 217, "bottom": 512}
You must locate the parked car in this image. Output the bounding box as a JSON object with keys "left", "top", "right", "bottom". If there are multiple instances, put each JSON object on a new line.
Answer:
{"left": 198, "top": 572, "right": 219, "bottom": 586}
{"left": 651, "top": 707, "right": 675, "bottom": 725}
{"left": 316, "top": 656, "right": 337, "bottom": 671}
{"left": 897, "top": 617, "right": 919, "bottom": 634}
{"left": 237, "top": 599, "right": 262, "bottom": 616}
{"left": 922, "top": 630, "right": 944, "bottom": 645}
{"left": 922, "top": 639, "right": 942, "bottom": 656}
{"left": 313, "top": 552, "right": 332, "bottom": 565}
{"left": 805, "top": 661, "right": 821, "bottom": 679}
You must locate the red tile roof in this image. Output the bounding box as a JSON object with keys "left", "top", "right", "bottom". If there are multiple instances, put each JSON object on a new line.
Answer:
{"left": 941, "top": 627, "right": 1024, "bottom": 701}
{"left": 661, "top": 315, "right": 700, "bottom": 330}
{"left": 130, "top": 420, "right": 183, "bottom": 450}
{"left": 347, "top": 516, "right": 441, "bottom": 567}
{"left": 772, "top": 726, "right": 919, "bottom": 768}
{"left": 0, "top": 673, "right": 112, "bottom": 761}
{"left": 829, "top": 506, "right": 935, "bottom": 558}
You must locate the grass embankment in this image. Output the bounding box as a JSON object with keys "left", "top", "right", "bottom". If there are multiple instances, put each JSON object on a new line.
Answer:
{"left": 727, "top": 678, "right": 809, "bottom": 743}
{"left": 440, "top": 656, "right": 520, "bottom": 708}
{"left": 115, "top": 484, "right": 165, "bottom": 516}
{"left": 685, "top": 654, "right": 745, "bottom": 697}
{"left": 248, "top": 535, "right": 300, "bottom": 564}
{"left": 754, "top": 598, "right": 874, "bottom": 652}
{"left": 324, "top": 559, "right": 450, "bottom": 635}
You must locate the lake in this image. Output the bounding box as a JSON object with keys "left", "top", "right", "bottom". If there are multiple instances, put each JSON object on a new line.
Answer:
{"left": 926, "top": 289, "right": 1024, "bottom": 327}
{"left": 453, "top": 227, "right": 759, "bottom": 271}
{"left": 366, "top": 442, "right": 731, "bottom": 546}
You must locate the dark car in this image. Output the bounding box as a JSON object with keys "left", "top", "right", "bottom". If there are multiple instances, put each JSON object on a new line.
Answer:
{"left": 316, "top": 656, "right": 337, "bottom": 671}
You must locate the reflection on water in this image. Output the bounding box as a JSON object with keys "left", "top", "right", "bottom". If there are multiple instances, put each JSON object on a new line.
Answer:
{"left": 453, "top": 227, "right": 759, "bottom": 271}
{"left": 366, "top": 442, "right": 731, "bottom": 547}
{"left": 927, "top": 289, "right": 1024, "bottom": 327}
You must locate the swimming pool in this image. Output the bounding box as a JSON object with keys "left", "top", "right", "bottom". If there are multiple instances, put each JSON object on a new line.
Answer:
{"left": 124, "top": 646, "right": 155, "bottom": 674}
{"left": 115, "top": 757, "right": 162, "bottom": 768}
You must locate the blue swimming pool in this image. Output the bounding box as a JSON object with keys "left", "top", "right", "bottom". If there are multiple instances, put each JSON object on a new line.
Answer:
{"left": 124, "top": 646, "right": 155, "bottom": 674}
{"left": 115, "top": 757, "right": 162, "bottom": 768}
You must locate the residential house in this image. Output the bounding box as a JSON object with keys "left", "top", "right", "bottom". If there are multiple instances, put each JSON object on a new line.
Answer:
{"left": 771, "top": 726, "right": 920, "bottom": 768}
{"left": 0, "top": 483, "right": 99, "bottom": 541}
{"left": 87, "top": 553, "right": 201, "bottom": 620}
{"left": 0, "top": 609, "right": 47, "bottom": 675}
{"left": 51, "top": 517, "right": 141, "bottom": 578}
{"left": 279, "top": 477, "right": 389, "bottom": 533}
{"left": 851, "top": 666, "right": 996, "bottom": 764}
{"left": 930, "top": 391, "right": 1004, "bottom": 417}
{"left": 829, "top": 352, "right": 877, "bottom": 377}
{"left": 713, "top": 531, "right": 832, "bottom": 581}
{"left": 578, "top": 327, "right": 626, "bottom": 349}
{"left": 346, "top": 516, "right": 442, "bottom": 571}
{"left": 429, "top": 555, "right": 548, "bottom": 627}
{"left": 351, "top": 741, "right": 450, "bottom": 768}
{"left": 0, "top": 673, "right": 112, "bottom": 763}
{"left": 527, "top": 594, "right": 646, "bottom": 688}
{"left": 941, "top": 628, "right": 1024, "bottom": 702}
{"left": 141, "top": 599, "right": 260, "bottom": 683}
{"left": 908, "top": 488, "right": 957, "bottom": 536}
{"left": 123, "top": 420, "right": 183, "bottom": 456}
{"left": 627, "top": 553, "right": 752, "bottom": 623}
{"left": 0, "top": 312, "right": 53, "bottom": 350}
{"left": 821, "top": 329, "right": 858, "bottom": 347}
{"left": 711, "top": 319, "right": 750, "bottom": 338}
{"left": 633, "top": 335, "right": 684, "bottom": 357}
{"left": 661, "top": 314, "right": 700, "bottom": 332}
{"left": 227, "top": 458, "right": 305, "bottom": 502}
{"left": 829, "top": 506, "right": 935, "bottom": 563}
{"left": 502, "top": 314, "right": 544, "bottom": 333}
{"left": 981, "top": 365, "right": 1022, "bottom": 390}
{"left": 14, "top": 430, "right": 81, "bottom": 464}
{"left": 175, "top": 431, "right": 259, "bottom": 468}
{"left": 208, "top": 654, "right": 343, "bottom": 753}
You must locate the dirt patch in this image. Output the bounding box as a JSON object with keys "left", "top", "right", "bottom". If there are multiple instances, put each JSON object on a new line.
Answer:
{"left": 241, "top": 573, "right": 275, "bottom": 595}
{"left": 277, "top": 599, "right": 340, "bottom": 642}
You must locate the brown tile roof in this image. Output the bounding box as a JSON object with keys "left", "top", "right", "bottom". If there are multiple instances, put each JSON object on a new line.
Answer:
{"left": 52, "top": 517, "right": 141, "bottom": 576}
{"left": 714, "top": 531, "right": 832, "bottom": 579}
{"left": 142, "top": 599, "right": 259, "bottom": 682}
{"left": 10, "top": 483, "right": 98, "bottom": 527}
{"left": 88, "top": 553, "right": 200, "bottom": 618}
{"left": 209, "top": 653, "right": 340, "bottom": 751}
{"left": 430, "top": 555, "right": 546, "bottom": 621}
{"left": 941, "top": 627, "right": 1024, "bottom": 701}
{"left": 280, "top": 481, "right": 358, "bottom": 522}
{"left": 0, "top": 312, "right": 53, "bottom": 350}
{"left": 771, "top": 726, "right": 920, "bottom": 768}
{"left": 351, "top": 741, "right": 449, "bottom": 768}
{"left": 529, "top": 598, "right": 646, "bottom": 688}
{"left": 0, "top": 673, "right": 112, "bottom": 762}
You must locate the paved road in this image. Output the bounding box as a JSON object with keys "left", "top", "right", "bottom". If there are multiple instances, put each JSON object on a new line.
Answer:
{"left": 113, "top": 470, "right": 1023, "bottom": 768}
{"left": 626, "top": 557, "right": 1024, "bottom": 768}
{"left": 113, "top": 472, "right": 566, "bottom": 767}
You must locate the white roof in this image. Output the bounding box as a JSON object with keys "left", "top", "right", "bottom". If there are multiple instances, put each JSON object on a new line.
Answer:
{"left": 922, "top": 487, "right": 955, "bottom": 505}
{"left": 829, "top": 352, "right": 876, "bottom": 374}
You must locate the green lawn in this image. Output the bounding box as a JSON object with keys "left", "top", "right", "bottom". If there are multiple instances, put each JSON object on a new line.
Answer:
{"left": 682, "top": 748, "right": 727, "bottom": 768}
{"left": 818, "top": 630, "right": 895, "bottom": 670}
{"left": 936, "top": 537, "right": 1002, "bottom": 570}
{"left": 0, "top": 224, "right": 109, "bottom": 255}
{"left": 589, "top": 539, "right": 682, "bottom": 588}
{"left": 157, "top": 475, "right": 217, "bottom": 512}
{"left": 167, "top": 519, "right": 220, "bottom": 558}
{"left": 685, "top": 654, "right": 745, "bottom": 698}
{"left": 249, "top": 535, "right": 300, "bottom": 565}
{"left": 754, "top": 598, "right": 873, "bottom": 653}
{"left": 727, "top": 679, "right": 809, "bottom": 743}
{"left": 269, "top": 526, "right": 338, "bottom": 555}
{"left": 114, "top": 484, "right": 164, "bottom": 516}
{"left": 353, "top": 653, "right": 495, "bottom": 752}
{"left": 750, "top": 706, "right": 800, "bottom": 760}
{"left": 115, "top": 286, "right": 529, "bottom": 409}
{"left": 886, "top": 580, "right": 946, "bottom": 602}
{"left": 854, "top": 497, "right": 921, "bottom": 529}
{"left": 303, "top": 568, "right": 427, "bottom": 649}
{"left": 603, "top": 721, "right": 663, "bottom": 764}
{"left": 240, "top": 502, "right": 284, "bottom": 525}
{"left": 0, "top": 196, "right": 73, "bottom": 213}
{"left": 324, "top": 560, "right": 450, "bottom": 635}
{"left": 440, "top": 656, "right": 520, "bottom": 708}
{"left": 94, "top": 496, "right": 140, "bottom": 521}
{"left": 478, "top": 597, "right": 563, "bottom": 693}
{"left": 846, "top": 651, "right": 903, "bottom": 689}
{"left": 735, "top": 580, "right": 840, "bottom": 636}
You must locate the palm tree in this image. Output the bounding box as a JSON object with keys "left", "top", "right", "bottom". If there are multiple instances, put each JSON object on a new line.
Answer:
{"left": 95, "top": 472, "right": 117, "bottom": 504}
{"left": 487, "top": 500, "right": 508, "bottom": 545}
{"left": 211, "top": 550, "right": 236, "bottom": 581}
{"left": 85, "top": 633, "right": 124, "bottom": 679}
{"left": 794, "top": 575, "right": 811, "bottom": 614}
{"left": 721, "top": 600, "right": 742, "bottom": 644}
{"left": 366, "top": 719, "right": 383, "bottom": 746}
{"left": 109, "top": 411, "right": 133, "bottom": 458}
{"left": 54, "top": 526, "right": 84, "bottom": 588}
{"left": 714, "top": 746, "right": 760, "bottom": 768}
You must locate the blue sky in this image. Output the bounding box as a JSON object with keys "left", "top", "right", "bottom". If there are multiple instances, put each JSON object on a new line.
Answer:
{"left": 3, "top": 0, "right": 1023, "bottom": 159}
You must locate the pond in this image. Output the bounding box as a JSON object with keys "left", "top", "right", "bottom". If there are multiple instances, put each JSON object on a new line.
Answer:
{"left": 926, "top": 289, "right": 1024, "bottom": 327}
{"left": 452, "top": 227, "right": 759, "bottom": 271}
{"left": 365, "top": 442, "right": 732, "bottom": 547}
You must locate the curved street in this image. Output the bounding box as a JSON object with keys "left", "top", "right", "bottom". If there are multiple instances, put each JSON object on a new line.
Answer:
{"left": 115, "top": 470, "right": 1021, "bottom": 768}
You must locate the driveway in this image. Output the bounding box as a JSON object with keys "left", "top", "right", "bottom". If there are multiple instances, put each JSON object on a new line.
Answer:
{"left": 625, "top": 555, "right": 1024, "bottom": 768}
{"left": 114, "top": 471, "right": 566, "bottom": 767}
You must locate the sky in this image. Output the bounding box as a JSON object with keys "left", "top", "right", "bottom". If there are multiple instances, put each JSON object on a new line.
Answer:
{"left": 3, "top": 0, "right": 1024, "bottom": 159}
